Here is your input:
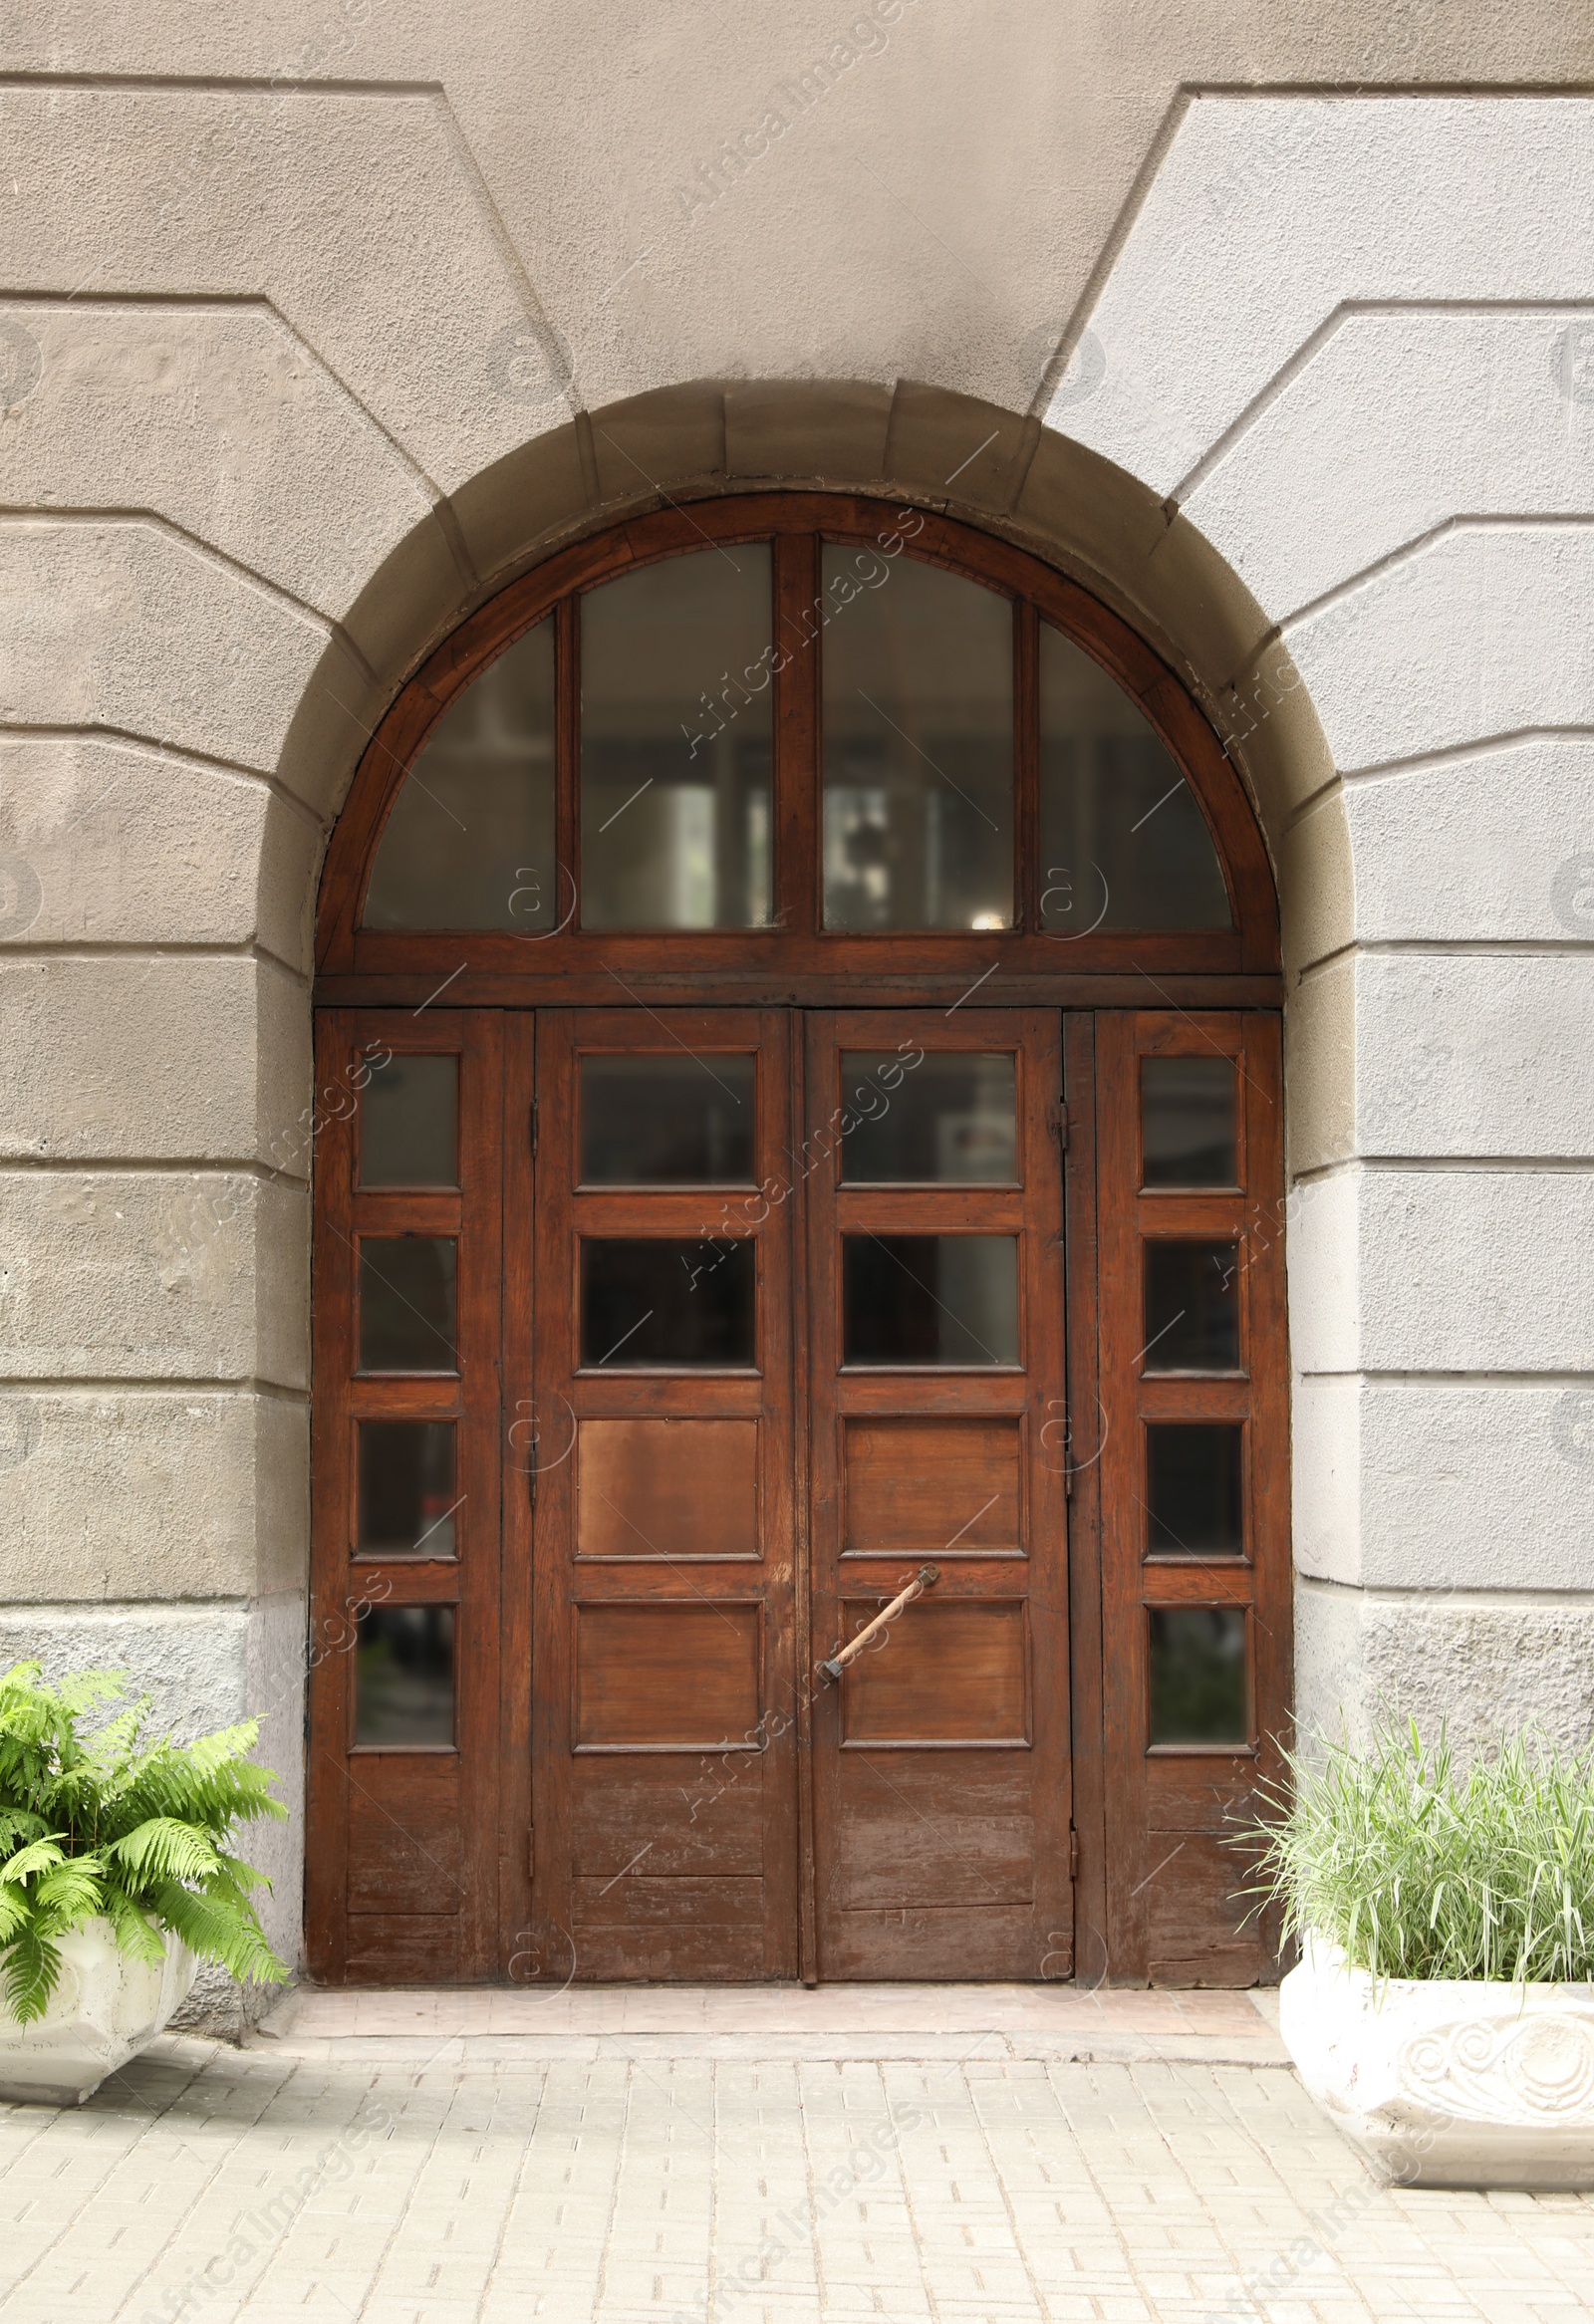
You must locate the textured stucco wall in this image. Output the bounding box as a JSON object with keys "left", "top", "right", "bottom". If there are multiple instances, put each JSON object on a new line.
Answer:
{"left": 2, "top": 8, "right": 1593, "bottom": 2002}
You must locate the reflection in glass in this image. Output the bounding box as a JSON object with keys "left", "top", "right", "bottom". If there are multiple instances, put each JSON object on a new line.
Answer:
{"left": 359, "top": 1238, "right": 457, "bottom": 1373}
{"left": 580, "top": 1055, "right": 755, "bottom": 1183}
{"left": 840, "top": 1053, "right": 1017, "bottom": 1183}
{"left": 581, "top": 1238, "right": 755, "bottom": 1368}
{"left": 1146, "top": 1423, "right": 1242, "bottom": 1557}
{"left": 1141, "top": 1056, "right": 1237, "bottom": 1188}
{"left": 581, "top": 547, "right": 773, "bottom": 928}
{"left": 1038, "top": 624, "right": 1230, "bottom": 932}
{"left": 843, "top": 1235, "right": 1018, "bottom": 1366}
{"left": 822, "top": 550, "right": 1013, "bottom": 930}
{"left": 358, "top": 1421, "right": 457, "bottom": 1558}
{"left": 360, "top": 1054, "right": 459, "bottom": 1188}
{"left": 355, "top": 1605, "right": 455, "bottom": 1746}
{"left": 1142, "top": 1241, "right": 1239, "bottom": 1374}
{"left": 364, "top": 621, "right": 556, "bottom": 930}
{"left": 1148, "top": 1607, "right": 1247, "bottom": 1745}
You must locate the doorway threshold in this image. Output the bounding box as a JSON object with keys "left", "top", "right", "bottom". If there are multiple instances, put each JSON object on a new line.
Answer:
{"left": 251, "top": 1982, "right": 1287, "bottom": 2066}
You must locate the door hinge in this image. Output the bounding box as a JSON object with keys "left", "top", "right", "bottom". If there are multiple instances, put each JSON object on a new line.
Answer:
{"left": 527, "top": 1448, "right": 538, "bottom": 1511}
{"left": 529, "top": 1098, "right": 538, "bottom": 1155}
{"left": 1063, "top": 1459, "right": 1073, "bottom": 1499}
{"left": 1069, "top": 1826, "right": 1080, "bottom": 1882}
{"left": 1056, "top": 1097, "right": 1070, "bottom": 1149}
{"left": 527, "top": 1828, "right": 535, "bottom": 1881}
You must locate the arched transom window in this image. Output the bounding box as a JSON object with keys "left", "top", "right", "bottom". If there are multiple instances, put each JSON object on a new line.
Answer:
{"left": 319, "top": 497, "right": 1275, "bottom": 983}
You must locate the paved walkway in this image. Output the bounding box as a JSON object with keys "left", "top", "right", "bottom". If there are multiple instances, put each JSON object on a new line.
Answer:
{"left": 0, "top": 1987, "right": 1590, "bottom": 2324}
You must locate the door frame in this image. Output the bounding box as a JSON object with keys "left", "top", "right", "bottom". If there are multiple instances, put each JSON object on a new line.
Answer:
{"left": 307, "top": 996, "right": 1289, "bottom": 1986}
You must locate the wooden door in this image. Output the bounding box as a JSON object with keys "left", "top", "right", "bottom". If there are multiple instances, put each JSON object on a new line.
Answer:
{"left": 306, "top": 1010, "right": 504, "bottom": 1983}
{"left": 1094, "top": 1011, "right": 1290, "bottom": 1983}
{"left": 804, "top": 1012, "right": 1074, "bottom": 1979}
{"left": 524, "top": 1009, "right": 801, "bottom": 1979}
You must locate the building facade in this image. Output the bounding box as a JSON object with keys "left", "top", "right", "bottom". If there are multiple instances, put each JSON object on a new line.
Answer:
{"left": 3, "top": 4, "right": 1593, "bottom": 2010}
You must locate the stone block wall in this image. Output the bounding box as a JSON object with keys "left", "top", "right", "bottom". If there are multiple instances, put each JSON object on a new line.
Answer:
{"left": 1, "top": 12, "right": 1592, "bottom": 2004}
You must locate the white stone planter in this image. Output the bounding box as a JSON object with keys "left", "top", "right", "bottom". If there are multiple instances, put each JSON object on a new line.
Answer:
{"left": 0, "top": 1919, "right": 196, "bottom": 2107}
{"left": 1281, "top": 1934, "right": 1594, "bottom": 2189}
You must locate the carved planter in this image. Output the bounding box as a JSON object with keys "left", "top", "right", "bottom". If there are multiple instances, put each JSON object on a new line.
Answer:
{"left": 0, "top": 1920, "right": 195, "bottom": 2107}
{"left": 1281, "top": 1935, "right": 1594, "bottom": 2189}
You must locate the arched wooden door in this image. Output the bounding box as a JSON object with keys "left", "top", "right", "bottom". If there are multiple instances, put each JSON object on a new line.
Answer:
{"left": 306, "top": 497, "right": 1289, "bottom": 1987}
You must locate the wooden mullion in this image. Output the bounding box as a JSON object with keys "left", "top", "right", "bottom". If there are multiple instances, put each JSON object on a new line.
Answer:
{"left": 1063, "top": 1011, "right": 1107, "bottom": 1988}
{"left": 1014, "top": 597, "right": 1038, "bottom": 935}
{"left": 773, "top": 533, "right": 821, "bottom": 936}
{"left": 557, "top": 594, "right": 581, "bottom": 933}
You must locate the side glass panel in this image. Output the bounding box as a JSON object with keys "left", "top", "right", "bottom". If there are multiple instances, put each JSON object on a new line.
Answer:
{"left": 1148, "top": 1607, "right": 1247, "bottom": 1746}
{"left": 1141, "top": 1056, "right": 1237, "bottom": 1189}
{"left": 580, "top": 1238, "right": 756, "bottom": 1368}
{"left": 581, "top": 546, "right": 773, "bottom": 929}
{"left": 357, "top": 1420, "right": 458, "bottom": 1558}
{"left": 580, "top": 1055, "right": 755, "bottom": 1184}
{"left": 363, "top": 621, "right": 556, "bottom": 930}
{"left": 821, "top": 550, "right": 1013, "bottom": 931}
{"left": 1145, "top": 1422, "right": 1243, "bottom": 1558}
{"left": 1142, "top": 1240, "right": 1239, "bottom": 1375}
{"left": 840, "top": 1053, "right": 1017, "bottom": 1183}
{"left": 842, "top": 1234, "right": 1019, "bottom": 1367}
{"left": 359, "top": 1054, "right": 459, "bottom": 1188}
{"left": 355, "top": 1605, "right": 456, "bottom": 1746}
{"left": 359, "top": 1238, "right": 458, "bottom": 1373}
{"left": 1038, "top": 624, "right": 1230, "bottom": 931}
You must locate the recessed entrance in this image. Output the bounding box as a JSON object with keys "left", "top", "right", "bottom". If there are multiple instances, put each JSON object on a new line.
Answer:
{"left": 306, "top": 495, "right": 1289, "bottom": 1987}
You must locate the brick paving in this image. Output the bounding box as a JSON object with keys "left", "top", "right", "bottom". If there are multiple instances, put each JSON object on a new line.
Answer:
{"left": 0, "top": 1990, "right": 1590, "bottom": 2324}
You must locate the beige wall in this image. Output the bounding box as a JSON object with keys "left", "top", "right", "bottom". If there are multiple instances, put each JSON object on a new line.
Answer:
{"left": 3, "top": 6, "right": 1594, "bottom": 2001}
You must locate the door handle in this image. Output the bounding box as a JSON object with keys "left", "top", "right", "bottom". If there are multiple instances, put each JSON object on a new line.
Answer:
{"left": 818, "top": 1564, "right": 939, "bottom": 1681}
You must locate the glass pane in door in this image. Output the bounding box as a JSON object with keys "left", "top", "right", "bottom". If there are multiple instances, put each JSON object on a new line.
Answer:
{"left": 840, "top": 1053, "right": 1017, "bottom": 1183}
{"left": 580, "top": 1237, "right": 756, "bottom": 1367}
{"left": 580, "top": 1055, "right": 755, "bottom": 1183}
{"left": 842, "top": 1234, "right": 1019, "bottom": 1366}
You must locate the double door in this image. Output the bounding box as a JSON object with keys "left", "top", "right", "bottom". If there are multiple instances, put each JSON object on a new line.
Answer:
{"left": 307, "top": 1003, "right": 1286, "bottom": 1987}
{"left": 526, "top": 1008, "right": 1070, "bottom": 1981}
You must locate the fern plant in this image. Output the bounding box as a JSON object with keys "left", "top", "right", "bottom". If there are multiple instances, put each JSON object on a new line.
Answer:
{"left": 0, "top": 1662, "right": 290, "bottom": 2023}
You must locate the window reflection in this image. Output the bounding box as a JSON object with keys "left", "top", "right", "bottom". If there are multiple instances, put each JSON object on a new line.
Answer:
{"left": 842, "top": 1235, "right": 1018, "bottom": 1367}
{"left": 1148, "top": 1607, "right": 1247, "bottom": 1746}
{"left": 1141, "top": 1056, "right": 1238, "bottom": 1188}
{"left": 359, "top": 1238, "right": 458, "bottom": 1374}
{"left": 840, "top": 1053, "right": 1017, "bottom": 1183}
{"left": 581, "top": 547, "right": 773, "bottom": 929}
{"left": 821, "top": 551, "right": 1013, "bottom": 931}
{"left": 1142, "top": 1240, "right": 1240, "bottom": 1375}
{"left": 1038, "top": 625, "right": 1230, "bottom": 931}
{"left": 355, "top": 1605, "right": 455, "bottom": 1746}
{"left": 580, "top": 1056, "right": 755, "bottom": 1184}
{"left": 363, "top": 621, "right": 557, "bottom": 931}
{"left": 357, "top": 1421, "right": 458, "bottom": 1558}
{"left": 580, "top": 1238, "right": 756, "bottom": 1368}
{"left": 359, "top": 1054, "right": 459, "bottom": 1188}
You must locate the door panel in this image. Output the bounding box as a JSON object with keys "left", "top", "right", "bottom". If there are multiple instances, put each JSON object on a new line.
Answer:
{"left": 527, "top": 1009, "right": 799, "bottom": 1981}
{"left": 306, "top": 1010, "right": 504, "bottom": 1985}
{"left": 805, "top": 1011, "right": 1073, "bottom": 1980}
{"left": 1095, "top": 1011, "right": 1289, "bottom": 1984}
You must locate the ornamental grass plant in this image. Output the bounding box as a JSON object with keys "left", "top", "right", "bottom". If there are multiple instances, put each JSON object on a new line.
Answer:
{"left": 0, "top": 1662, "right": 289, "bottom": 2022}
{"left": 1241, "top": 1717, "right": 1594, "bottom": 1985}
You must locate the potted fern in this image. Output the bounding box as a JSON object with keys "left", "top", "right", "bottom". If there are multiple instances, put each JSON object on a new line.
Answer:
{"left": 0, "top": 1662, "right": 289, "bottom": 2104}
{"left": 1244, "top": 1718, "right": 1594, "bottom": 2189}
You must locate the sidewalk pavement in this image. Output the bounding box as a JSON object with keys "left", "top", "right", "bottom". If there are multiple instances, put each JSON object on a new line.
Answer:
{"left": 0, "top": 1984, "right": 1588, "bottom": 2324}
